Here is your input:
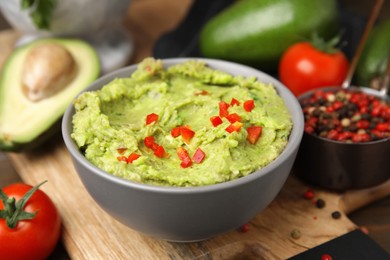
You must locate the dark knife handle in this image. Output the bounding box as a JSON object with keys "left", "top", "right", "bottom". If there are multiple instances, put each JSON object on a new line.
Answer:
{"left": 153, "top": 0, "right": 234, "bottom": 58}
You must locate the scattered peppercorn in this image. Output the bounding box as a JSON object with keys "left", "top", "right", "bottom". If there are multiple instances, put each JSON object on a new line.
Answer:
{"left": 316, "top": 198, "right": 326, "bottom": 209}
{"left": 300, "top": 89, "right": 390, "bottom": 143}
{"left": 322, "top": 254, "right": 333, "bottom": 260}
{"left": 240, "top": 223, "right": 250, "bottom": 233}
{"left": 303, "top": 188, "right": 315, "bottom": 200}
{"left": 290, "top": 229, "right": 301, "bottom": 239}
{"left": 331, "top": 211, "right": 341, "bottom": 219}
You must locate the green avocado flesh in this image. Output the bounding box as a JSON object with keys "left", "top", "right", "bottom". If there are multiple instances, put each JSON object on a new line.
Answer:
{"left": 0, "top": 38, "right": 100, "bottom": 151}
{"left": 71, "top": 58, "right": 292, "bottom": 187}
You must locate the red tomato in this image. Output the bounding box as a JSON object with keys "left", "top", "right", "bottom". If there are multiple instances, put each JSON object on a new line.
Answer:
{"left": 279, "top": 42, "right": 349, "bottom": 97}
{"left": 0, "top": 182, "right": 61, "bottom": 260}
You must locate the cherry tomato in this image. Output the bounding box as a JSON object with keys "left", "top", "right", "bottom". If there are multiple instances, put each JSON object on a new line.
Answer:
{"left": 0, "top": 182, "right": 61, "bottom": 260}
{"left": 279, "top": 42, "right": 349, "bottom": 97}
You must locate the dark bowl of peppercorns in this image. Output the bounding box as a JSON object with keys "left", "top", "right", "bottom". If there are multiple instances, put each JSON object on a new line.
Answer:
{"left": 293, "top": 86, "right": 390, "bottom": 190}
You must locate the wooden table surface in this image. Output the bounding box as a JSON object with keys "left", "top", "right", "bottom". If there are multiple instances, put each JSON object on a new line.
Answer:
{"left": 1, "top": 0, "right": 390, "bottom": 259}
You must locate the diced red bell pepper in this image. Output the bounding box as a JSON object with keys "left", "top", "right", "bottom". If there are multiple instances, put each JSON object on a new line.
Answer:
{"left": 117, "top": 147, "right": 128, "bottom": 154}
{"left": 144, "top": 136, "right": 156, "bottom": 149}
{"left": 146, "top": 113, "right": 159, "bottom": 125}
{"left": 117, "top": 155, "right": 128, "bottom": 162}
{"left": 176, "top": 147, "right": 190, "bottom": 161}
{"left": 230, "top": 98, "right": 240, "bottom": 106}
{"left": 192, "top": 147, "right": 206, "bottom": 163}
{"left": 247, "top": 126, "right": 262, "bottom": 144}
{"left": 225, "top": 121, "right": 243, "bottom": 133}
{"left": 226, "top": 113, "right": 242, "bottom": 123}
{"left": 153, "top": 145, "right": 166, "bottom": 158}
{"left": 210, "top": 116, "right": 223, "bottom": 127}
{"left": 243, "top": 100, "right": 255, "bottom": 112}
{"left": 127, "top": 152, "right": 141, "bottom": 163}
{"left": 176, "top": 147, "right": 192, "bottom": 168}
{"left": 180, "top": 157, "right": 193, "bottom": 168}
{"left": 180, "top": 126, "right": 195, "bottom": 144}
{"left": 144, "top": 136, "right": 167, "bottom": 158}
{"left": 194, "top": 90, "right": 209, "bottom": 96}
{"left": 171, "top": 126, "right": 182, "bottom": 137}
{"left": 219, "top": 101, "right": 230, "bottom": 118}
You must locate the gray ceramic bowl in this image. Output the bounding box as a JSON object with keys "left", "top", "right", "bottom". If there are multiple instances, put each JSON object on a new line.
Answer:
{"left": 294, "top": 86, "right": 390, "bottom": 191}
{"left": 62, "top": 58, "right": 304, "bottom": 242}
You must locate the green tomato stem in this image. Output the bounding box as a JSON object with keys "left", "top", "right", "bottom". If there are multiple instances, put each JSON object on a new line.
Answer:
{"left": 0, "top": 181, "right": 47, "bottom": 229}
{"left": 5, "top": 197, "right": 16, "bottom": 216}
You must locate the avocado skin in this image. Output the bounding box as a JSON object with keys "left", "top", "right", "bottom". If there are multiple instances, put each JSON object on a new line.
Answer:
{"left": 0, "top": 119, "right": 61, "bottom": 152}
{"left": 199, "top": 0, "right": 339, "bottom": 71}
{"left": 355, "top": 18, "right": 390, "bottom": 87}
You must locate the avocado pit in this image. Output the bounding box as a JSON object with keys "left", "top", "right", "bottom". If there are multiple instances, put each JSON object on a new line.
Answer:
{"left": 22, "top": 43, "right": 77, "bottom": 101}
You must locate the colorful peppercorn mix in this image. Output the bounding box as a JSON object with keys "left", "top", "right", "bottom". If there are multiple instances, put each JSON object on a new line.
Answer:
{"left": 300, "top": 89, "right": 390, "bottom": 143}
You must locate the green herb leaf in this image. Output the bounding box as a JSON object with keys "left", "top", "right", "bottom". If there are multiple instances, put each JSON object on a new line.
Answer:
{"left": 20, "top": 0, "right": 57, "bottom": 30}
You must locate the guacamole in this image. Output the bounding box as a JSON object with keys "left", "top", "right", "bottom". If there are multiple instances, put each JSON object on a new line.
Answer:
{"left": 71, "top": 58, "right": 292, "bottom": 187}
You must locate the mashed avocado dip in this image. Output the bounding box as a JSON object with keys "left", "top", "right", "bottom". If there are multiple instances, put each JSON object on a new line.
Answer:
{"left": 71, "top": 58, "right": 292, "bottom": 187}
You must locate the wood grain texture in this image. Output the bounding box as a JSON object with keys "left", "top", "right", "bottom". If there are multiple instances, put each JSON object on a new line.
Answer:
{"left": 8, "top": 134, "right": 390, "bottom": 259}
{"left": 2, "top": 0, "right": 390, "bottom": 259}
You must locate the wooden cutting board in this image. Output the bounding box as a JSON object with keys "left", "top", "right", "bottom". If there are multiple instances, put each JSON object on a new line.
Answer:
{"left": 2, "top": 1, "right": 390, "bottom": 259}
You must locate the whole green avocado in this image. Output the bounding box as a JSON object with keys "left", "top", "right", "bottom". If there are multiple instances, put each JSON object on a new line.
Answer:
{"left": 199, "top": 0, "right": 339, "bottom": 71}
{"left": 355, "top": 18, "right": 390, "bottom": 87}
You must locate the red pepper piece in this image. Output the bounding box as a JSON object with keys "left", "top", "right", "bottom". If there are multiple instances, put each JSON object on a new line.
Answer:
{"left": 176, "top": 147, "right": 190, "bottom": 161}
{"left": 210, "top": 116, "right": 223, "bottom": 127}
{"left": 144, "top": 136, "right": 156, "bottom": 149}
{"left": 247, "top": 126, "right": 262, "bottom": 144}
{"left": 192, "top": 147, "right": 206, "bottom": 163}
{"left": 180, "top": 126, "right": 195, "bottom": 144}
{"left": 243, "top": 99, "right": 255, "bottom": 112}
{"left": 230, "top": 98, "right": 240, "bottom": 106}
{"left": 117, "top": 155, "right": 128, "bottom": 163}
{"left": 226, "top": 113, "right": 242, "bottom": 123}
{"left": 225, "top": 121, "right": 243, "bottom": 133}
{"left": 176, "top": 147, "right": 192, "bottom": 168}
{"left": 117, "top": 147, "right": 128, "bottom": 154}
{"left": 171, "top": 126, "right": 182, "bottom": 137}
{"left": 219, "top": 101, "right": 230, "bottom": 118}
{"left": 180, "top": 157, "right": 193, "bottom": 168}
{"left": 154, "top": 145, "right": 166, "bottom": 158}
{"left": 146, "top": 113, "right": 159, "bottom": 125}
{"left": 127, "top": 152, "right": 141, "bottom": 163}
{"left": 194, "top": 90, "right": 209, "bottom": 96}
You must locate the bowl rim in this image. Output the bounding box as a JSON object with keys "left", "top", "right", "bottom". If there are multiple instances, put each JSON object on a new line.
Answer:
{"left": 62, "top": 57, "right": 304, "bottom": 194}
{"left": 298, "top": 86, "right": 390, "bottom": 146}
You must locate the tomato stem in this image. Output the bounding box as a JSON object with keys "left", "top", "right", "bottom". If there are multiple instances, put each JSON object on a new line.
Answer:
{"left": 310, "top": 31, "right": 344, "bottom": 54}
{"left": 0, "top": 180, "right": 47, "bottom": 228}
{"left": 5, "top": 197, "right": 16, "bottom": 216}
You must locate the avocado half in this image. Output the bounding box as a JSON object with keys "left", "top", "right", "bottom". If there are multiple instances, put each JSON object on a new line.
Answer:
{"left": 0, "top": 38, "right": 100, "bottom": 152}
